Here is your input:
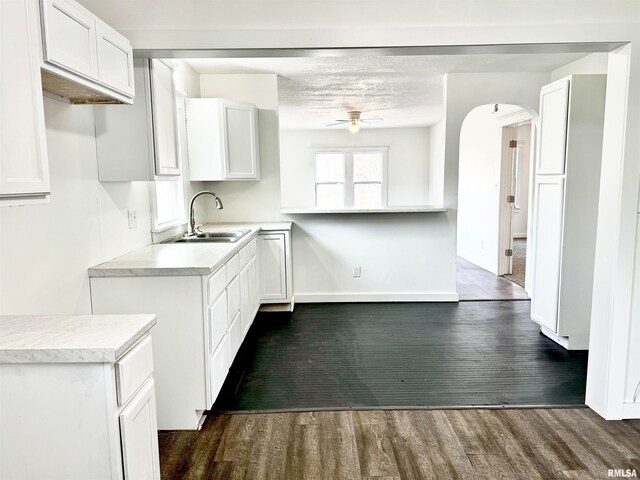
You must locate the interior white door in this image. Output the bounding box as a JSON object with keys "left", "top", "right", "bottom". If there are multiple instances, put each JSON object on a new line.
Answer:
{"left": 530, "top": 177, "right": 565, "bottom": 333}
{"left": 222, "top": 102, "right": 259, "bottom": 179}
{"left": 536, "top": 79, "right": 569, "bottom": 175}
{"left": 119, "top": 379, "right": 161, "bottom": 480}
{"left": 150, "top": 59, "right": 180, "bottom": 176}
{"left": 258, "top": 234, "right": 287, "bottom": 301}
{"left": 41, "top": 0, "right": 99, "bottom": 80}
{"left": 0, "top": 0, "right": 50, "bottom": 198}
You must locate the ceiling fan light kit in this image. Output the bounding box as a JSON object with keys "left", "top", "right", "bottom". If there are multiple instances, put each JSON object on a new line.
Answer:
{"left": 327, "top": 110, "right": 383, "bottom": 133}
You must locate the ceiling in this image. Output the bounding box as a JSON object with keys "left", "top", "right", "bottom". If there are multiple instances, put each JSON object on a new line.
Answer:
{"left": 186, "top": 52, "right": 587, "bottom": 129}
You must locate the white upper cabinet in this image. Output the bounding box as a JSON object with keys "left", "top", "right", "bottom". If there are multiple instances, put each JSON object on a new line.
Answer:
{"left": 96, "top": 23, "right": 134, "bottom": 97}
{"left": 39, "top": 0, "right": 134, "bottom": 104}
{"left": 95, "top": 59, "right": 180, "bottom": 181}
{"left": 536, "top": 79, "right": 569, "bottom": 175}
{"left": 0, "top": 0, "right": 50, "bottom": 205}
{"left": 150, "top": 60, "right": 180, "bottom": 176}
{"left": 186, "top": 98, "right": 261, "bottom": 181}
{"left": 41, "top": 0, "right": 98, "bottom": 80}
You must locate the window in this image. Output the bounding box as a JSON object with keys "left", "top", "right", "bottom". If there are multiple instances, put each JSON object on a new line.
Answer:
{"left": 314, "top": 147, "right": 387, "bottom": 209}
{"left": 152, "top": 92, "right": 187, "bottom": 231}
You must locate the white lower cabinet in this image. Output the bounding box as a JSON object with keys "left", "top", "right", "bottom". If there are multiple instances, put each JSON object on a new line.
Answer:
{"left": 120, "top": 379, "right": 161, "bottom": 480}
{"left": 90, "top": 236, "right": 263, "bottom": 430}
{"left": 0, "top": 334, "right": 160, "bottom": 480}
{"left": 258, "top": 230, "right": 294, "bottom": 310}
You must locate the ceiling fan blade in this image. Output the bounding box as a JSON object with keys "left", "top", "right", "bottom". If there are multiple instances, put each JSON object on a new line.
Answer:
{"left": 326, "top": 120, "right": 349, "bottom": 126}
{"left": 360, "top": 118, "right": 384, "bottom": 124}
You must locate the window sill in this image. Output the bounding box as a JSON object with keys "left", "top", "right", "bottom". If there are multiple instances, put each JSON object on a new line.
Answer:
{"left": 281, "top": 206, "right": 447, "bottom": 214}
{"left": 151, "top": 220, "right": 187, "bottom": 234}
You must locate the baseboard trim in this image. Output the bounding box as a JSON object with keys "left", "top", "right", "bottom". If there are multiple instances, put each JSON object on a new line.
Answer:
{"left": 513, "top": 234, "right": 528, "bottom": 239}
{"left": 294, "top": 292, "right": 459, "bottom": 303}
{"left": 622, "top": 402, "right": 640, "bottom": 419}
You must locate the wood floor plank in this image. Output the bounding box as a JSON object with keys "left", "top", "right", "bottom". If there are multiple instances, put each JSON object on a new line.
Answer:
{"left": 503, "top": 409, "right": 586, "bottom": 473}
{"left": 284, "top": 423, "right": 322, "bottom": 480}
{"left": 445, "top": 409, "right": 502, "bottom": 455}
{"left": 467, "top": 454, "right": 518, "bottom": 479}
{"left": 475, "top": 409, "right": 556, "bottom": 480}
{"left": 353, "top": 411, "right": 400, "bottom": 478}
{"left": 159, "top": 408, "right": 640, "bottom": 480}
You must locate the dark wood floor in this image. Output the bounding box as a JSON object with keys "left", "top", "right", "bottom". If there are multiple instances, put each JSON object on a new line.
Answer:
{"left": 159, "top": 407, "right": 640, "bottom": 479}
{"left": 457, "top": 257, "right": 529, "bottom": 300}
{"left": 214, "top": 302, "right": 588, "bottom": 411}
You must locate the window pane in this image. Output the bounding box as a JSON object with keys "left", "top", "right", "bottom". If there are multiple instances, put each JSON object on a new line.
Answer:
{"left": 353, "top": 152, "right": 383, "bottom": 182}
{"left": 316, "top": 184, "right": 344, "bottom": 208}
{"left": 354, "top": 183, "right": 382, "bottom": 208}
{"left": 155, "top": 180, "right": 184, "bottom": 226}
{"left": 315, "top": 153, "right": 345, "bottom": 183}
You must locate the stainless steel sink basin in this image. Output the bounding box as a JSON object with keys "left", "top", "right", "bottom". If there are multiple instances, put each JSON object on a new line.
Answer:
{"left": 165, "top": 229, "right": 251, "bottom": 244}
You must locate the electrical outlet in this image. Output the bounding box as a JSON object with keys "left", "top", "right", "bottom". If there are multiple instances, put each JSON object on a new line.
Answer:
{"left": 127, "top": 209, "right": 137, "bottom": 229}
{"left": 352, "top": 266, "right": 361, "bottom": 278}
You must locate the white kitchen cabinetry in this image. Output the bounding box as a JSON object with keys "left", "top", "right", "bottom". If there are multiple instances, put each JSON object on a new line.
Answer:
{"left": 90, "top": 237, "right": 262, "bottom": 429}
{"left": 0, "top": 322, "right": 160, "bottom": 480}
{"left": 258, "top": 230, "right": 294, "bottom": 310}
{"left": 95, "top": 58, "right": 180, "bottom": 181}
{"left": 0, "top": 0, "right": 50, "bottom": 206}
{"left": 186, "top": 98, "right": 261, "bottom": 181}
{"left": 39, "top": 0, "right": 134, "bottom": 103}
{"left": 529, "top": 74, "right": 607, "bottom": 350}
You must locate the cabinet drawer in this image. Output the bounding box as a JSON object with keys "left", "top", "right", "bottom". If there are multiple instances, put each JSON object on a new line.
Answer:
{"left": 239, "top": 238, "right": 257, "bottom": 269}
{"left": 226, "top": 254, "right": 240, "bottom": 283}
{"left": 208, "top": 291, "right": 228, "bottom": 354}
{"left": 207, "top": 266, "right": 226, "bottom": 305}
{"left": 227, "top": 276, "right": 240, "bottom": 325}
{"left": 228, "top": 312, "right": 242, "bottom": 363}
{"left": 209, "top": 336, "right": 230, "bottom": 403}
{"left": 116, "top": 336, "right": 154, "bottom": 406}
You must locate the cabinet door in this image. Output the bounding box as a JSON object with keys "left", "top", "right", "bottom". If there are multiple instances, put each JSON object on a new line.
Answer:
{"left": 530, "top": 178, "right": 565, "bottom": 333}
{"left": 221, "top": 102, "right": 260, "bottom": 179}
{"left": 248, "top": 256, "right": 260, "bottom": 317}
{"left": 536, "top": 79, "right": 569, "bottom": 175}
{"left": 258, "top": 234, "right": 287, "bottom": 301}
{"left": 41, "top": 0, "right": 99, "bottom": 80}
{"left": 119, "top": 379, "right": 161, "bottom": 480}
{"left": 0, "top": 0, "right": 50, "bottom": 199}
{"left": 209, "top": 336, "right": 230, "bottom": 405}
{"left": 208, "top": 291, "right": 228, "bottom": 356}
{"left": 239, "top": 264, "right": 252, "bottom": 337}
{"left": 96, "top": 23, "right": 134, "bottom": 96}
{"left": 150, "top": 59, "right": 180, "bottom": 176}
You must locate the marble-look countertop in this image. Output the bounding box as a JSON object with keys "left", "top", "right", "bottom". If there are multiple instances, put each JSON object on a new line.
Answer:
{"left": 88, "top": 222, "right": 292, "bottom": 278}
{"left": 0, "top": 314, "right": 156, "bottom": 363}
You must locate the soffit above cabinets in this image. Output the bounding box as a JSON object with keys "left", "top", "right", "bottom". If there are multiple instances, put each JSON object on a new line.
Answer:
{"left": 186, "top": 52, "right": 588, "bottom": 130}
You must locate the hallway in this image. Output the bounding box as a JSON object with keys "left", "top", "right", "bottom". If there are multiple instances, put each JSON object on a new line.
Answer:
{"left": 456, "top": 257, "right": 529, "bottom": 301}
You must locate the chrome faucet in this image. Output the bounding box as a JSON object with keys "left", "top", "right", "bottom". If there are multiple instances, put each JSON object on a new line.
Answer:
{"left": 187, "top": 191, "right": 223, "bottom": 236}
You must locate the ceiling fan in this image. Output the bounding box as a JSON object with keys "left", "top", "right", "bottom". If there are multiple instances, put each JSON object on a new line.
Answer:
{"left": 326, "top": 111, "right": 383, "bottom": 133}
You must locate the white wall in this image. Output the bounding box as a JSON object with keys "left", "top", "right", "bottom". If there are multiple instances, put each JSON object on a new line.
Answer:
{"left": 428, "top": 120, "right": 446, "bottom": 205}
{"left": 279, "top": 126, "right": 452, "bottom": 301}
{"left": 456, "top": 106, "right": 504, "bottom": 274}
{"left": 280, "top": 127, "right": 431, "bottom": 208}
{"left": 197, "top": 74, "right": 284, "bottom": 223}
{"left": 551, "top": 52, "right": 609, "bottom": 81}
{"left": 0, "top": 97, "right": 152, "bottom": 314}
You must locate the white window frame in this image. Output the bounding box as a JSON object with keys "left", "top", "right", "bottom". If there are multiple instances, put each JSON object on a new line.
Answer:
{"left": 151, "top": 90, "right": 188, "bottom": 232}
{"left": 313, "top": 146, "right": 388, "bottom": 208}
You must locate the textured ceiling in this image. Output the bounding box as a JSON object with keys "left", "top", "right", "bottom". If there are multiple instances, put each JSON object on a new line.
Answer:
{"left": 186, "top": 53, "right": 587, "bottom": 129}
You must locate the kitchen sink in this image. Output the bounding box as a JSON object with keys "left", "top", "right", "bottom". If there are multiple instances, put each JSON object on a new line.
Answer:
{"left": 164, "top": 229, "right": 251, "bottom": 244}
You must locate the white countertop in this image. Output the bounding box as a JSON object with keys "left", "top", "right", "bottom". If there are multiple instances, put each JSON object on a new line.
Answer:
{"left": 88, "top": 222, "right": 292, "bottom": 278}
{"left": 0, "top": 314, "right": 156, "bottom": 363}
{"left": 280, "top": 206, "right": 447, "bottom": 214}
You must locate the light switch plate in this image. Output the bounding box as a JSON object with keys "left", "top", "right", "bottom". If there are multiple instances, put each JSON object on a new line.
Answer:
{"left": 127, "top": 209, "right": 137, "bottom": 229}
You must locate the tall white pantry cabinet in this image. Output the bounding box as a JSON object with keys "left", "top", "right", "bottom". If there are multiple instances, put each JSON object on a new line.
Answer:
{"left": 529, "top": 74, "right": 607, "bottom": 350}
